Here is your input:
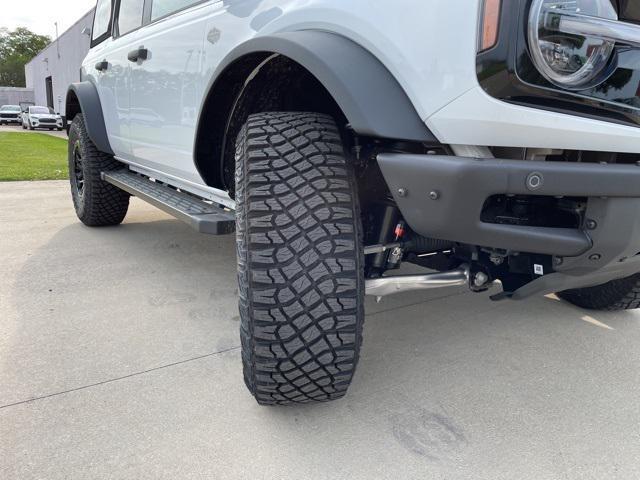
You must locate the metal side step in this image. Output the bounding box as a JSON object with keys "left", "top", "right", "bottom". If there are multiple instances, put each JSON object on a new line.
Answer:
{"left": 103, "top": 170, "right": 235, "bottom": 235}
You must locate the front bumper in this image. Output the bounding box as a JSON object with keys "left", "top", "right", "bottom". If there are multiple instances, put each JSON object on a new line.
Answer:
{"left": 0, "top": 116, "right": 20, "bottom": 123}
{"left": 31, "top": 119, "right": 62, "bottom": 128}
{"left": 378, "top": 153, "right": 640, "bottom": 299}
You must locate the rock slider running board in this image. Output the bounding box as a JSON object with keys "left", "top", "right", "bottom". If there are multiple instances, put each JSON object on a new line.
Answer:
{"left": 103, "top": 170, "right": 235, "bottom": 235}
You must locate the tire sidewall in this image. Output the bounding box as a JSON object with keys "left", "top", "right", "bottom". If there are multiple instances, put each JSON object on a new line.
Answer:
{"left": 68, "top": 120, "right": 88, "bottom": 217}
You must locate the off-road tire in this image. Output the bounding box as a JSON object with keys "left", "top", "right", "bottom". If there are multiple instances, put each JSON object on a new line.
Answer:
{"left": 68, "top": 113, "right": 129, "bottom": 226}
{"left": 558, "top": 273, "right": 640, "bottom": 311}
{"left": 236, "top": 112, "right": 365, "bottom": 405}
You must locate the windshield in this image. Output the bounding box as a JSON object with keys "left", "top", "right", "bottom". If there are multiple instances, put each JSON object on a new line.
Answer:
{"left": 30, "top": 107, "right": 54, "bottom": 114}
{"left": 1, "top": 105, "right": 21, "bottom": 112}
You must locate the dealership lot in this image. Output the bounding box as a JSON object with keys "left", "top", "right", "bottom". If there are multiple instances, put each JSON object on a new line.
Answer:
{"left": 0, "top": 123, "right": 67, "bottom": 138}
{"left": 1, "top": 180, "right": 640, "bottom": 480}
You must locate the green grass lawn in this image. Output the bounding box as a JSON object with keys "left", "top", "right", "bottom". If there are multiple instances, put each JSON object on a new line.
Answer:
{"left": 0, "top": 132, "right": 68, "bottom": 181}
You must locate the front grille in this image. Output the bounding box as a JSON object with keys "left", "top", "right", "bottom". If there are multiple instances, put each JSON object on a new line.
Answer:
{"left": 0, "top": 114, "right": 19, "bottom": 119}
{"left": 39, "top": 118, "right": 56, "bottom": 124}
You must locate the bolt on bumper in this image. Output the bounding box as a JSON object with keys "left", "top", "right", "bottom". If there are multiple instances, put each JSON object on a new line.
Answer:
{"left": 377, "top": 153, "right": 640, "bottom": 299}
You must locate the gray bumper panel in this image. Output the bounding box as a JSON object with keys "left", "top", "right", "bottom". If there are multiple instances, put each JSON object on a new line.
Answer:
{"left": 377, "top": 153, "right": 640, "bottom": 299}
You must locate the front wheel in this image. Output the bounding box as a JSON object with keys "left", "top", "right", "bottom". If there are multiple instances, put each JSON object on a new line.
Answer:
{"left": 236, "top": 112, "right": 365, "bottom": 405}
{"left": 558, "top": 273, "right": 640, "bottom": 311}
{"left": 68, "top": 113, "right": 130, "bottom": 226}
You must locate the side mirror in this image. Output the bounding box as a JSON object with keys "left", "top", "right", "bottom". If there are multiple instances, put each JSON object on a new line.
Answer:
{"left": 81, "top": 27, "right": 92, "bottom": 37}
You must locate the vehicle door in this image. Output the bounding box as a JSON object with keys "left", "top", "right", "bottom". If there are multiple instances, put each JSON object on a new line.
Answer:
{"left": 127, "top": 0, "right": 220, "bottom": 183}
{"left": 83, "top": 0, "right": 142, "bottom": 157}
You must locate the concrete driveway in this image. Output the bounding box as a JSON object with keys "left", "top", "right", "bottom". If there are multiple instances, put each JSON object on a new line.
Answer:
{"left": 0, "top": 123, "right": 67, "bottom": 139}
{"left": 2, "top": 180, "right": 640, "bottom": 480}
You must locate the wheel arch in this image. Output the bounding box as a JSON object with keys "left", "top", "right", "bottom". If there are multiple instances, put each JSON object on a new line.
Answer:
{"left": 194, "top": 31, "right": 436, "bottom": 191}
{"left": 66, "top": 82, "right": 113, "bottom": 155}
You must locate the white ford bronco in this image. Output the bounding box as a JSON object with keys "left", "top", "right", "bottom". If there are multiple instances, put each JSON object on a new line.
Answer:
{"left": 67, "top": 0, "right": 640, "bottom": 405}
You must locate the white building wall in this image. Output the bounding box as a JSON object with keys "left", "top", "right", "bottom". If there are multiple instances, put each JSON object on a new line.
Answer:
{"left": 0, "top": 87, "right": 34, "bottom": 106}
{"left": 25, "top": 8, "right": 95, "bottom": 118}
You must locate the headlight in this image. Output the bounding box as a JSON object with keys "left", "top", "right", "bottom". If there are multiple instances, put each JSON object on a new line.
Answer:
{"left": 528, "top": 0, "right": 617, "bottom": 89}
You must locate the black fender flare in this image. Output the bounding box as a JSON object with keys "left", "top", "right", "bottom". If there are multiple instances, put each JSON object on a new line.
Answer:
{"left": 66, "top": 82, "right": 113, "bottom": 155}
{"left": 200, "top": 30, "right": 436, "bottom": 145}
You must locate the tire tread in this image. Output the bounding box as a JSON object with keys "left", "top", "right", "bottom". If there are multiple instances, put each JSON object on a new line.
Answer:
{"left": 68, "top": 114, "right": 129, "bottom": 226}
{"left": 559, "top": 273, "right": 640, "bottom": 311}
{"left": 236, "top": 112, "right": 364, "bottom": 405}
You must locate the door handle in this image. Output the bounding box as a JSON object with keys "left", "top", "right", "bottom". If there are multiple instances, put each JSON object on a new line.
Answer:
{"left": 95, "top": 60, "right": 109, "bottom": 72}
{"left": 128, "top": 47, "right": 149, "bottom": 63}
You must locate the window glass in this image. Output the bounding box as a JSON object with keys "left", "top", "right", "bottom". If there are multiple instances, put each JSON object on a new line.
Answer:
{"left": 31, "top": 107, "right": 54, "bottom": 114}
{"left": 118, "top": 0, "right": 146, "bottom": 35}
{"left": 92, "top": 0, "right": 112, "bottom": 43}
{"left": 151, "top": 0, "right": 202, "bottom": 21}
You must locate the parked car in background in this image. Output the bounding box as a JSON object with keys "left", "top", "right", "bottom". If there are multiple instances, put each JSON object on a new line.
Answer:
{"left": 0, "top": 105, "right": 22, "bottom": 125}
{"left": 19, "top": 101, "right": 35, "bottom": 115}
{"left": 22, "top": 106, "right": 64, "bottom": 131}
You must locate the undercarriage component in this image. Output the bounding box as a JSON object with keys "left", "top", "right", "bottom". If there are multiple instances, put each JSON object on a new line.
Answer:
{"left": 365, "top": 265, "right": 470, "bottom": 298}
{"left": 409, "top": 235, "right": 454, "bottom": 253}
{"left": 367, "top": 203, "right": 401, "bottom": 274}
{"left": 364, "top": 242, "right": 403, "bottom": 256}
{"left": 364, "top": 237, "right": 454, "bottom": 257}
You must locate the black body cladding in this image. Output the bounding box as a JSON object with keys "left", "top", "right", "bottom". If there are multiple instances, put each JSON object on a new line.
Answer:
{"left": 66, "top": 82, "right": 114, "bottom": 155}
{"left": 194, "top": 31, "right": 437, "bottom": 190}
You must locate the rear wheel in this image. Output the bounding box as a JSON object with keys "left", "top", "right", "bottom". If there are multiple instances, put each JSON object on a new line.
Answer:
{"left": 236, "top": 112, "right": 365, "bottom": 405}
{"left": 558, "top": 273, "right": 640, "bottom": 311}
{"left": 68, "top": 113, "right": 129, "bottom": 226}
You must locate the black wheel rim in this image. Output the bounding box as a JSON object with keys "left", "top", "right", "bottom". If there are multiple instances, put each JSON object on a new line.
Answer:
{"left": 73, "top": 140, "right": 85, "bottom": 197}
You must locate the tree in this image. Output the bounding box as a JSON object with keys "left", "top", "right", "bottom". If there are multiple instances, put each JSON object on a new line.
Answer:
{"left": 0, "top": 27, "right": 51, "bottom": 87}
